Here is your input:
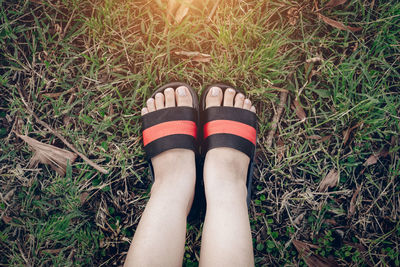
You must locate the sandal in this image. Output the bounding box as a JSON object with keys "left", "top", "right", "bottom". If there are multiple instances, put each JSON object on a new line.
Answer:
{"left": 141, "top": 82, "right": 204, "bottom": 222}
{"left": 200, "top": 83, "right": 258, "bottom": 205}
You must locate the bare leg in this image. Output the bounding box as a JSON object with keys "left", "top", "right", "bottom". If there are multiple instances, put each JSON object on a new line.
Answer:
{"left": 199, "top": 87, "right": 256, "bottom": 267}
{"left": 124, "top": 86, "right": 196, "bottom": 267}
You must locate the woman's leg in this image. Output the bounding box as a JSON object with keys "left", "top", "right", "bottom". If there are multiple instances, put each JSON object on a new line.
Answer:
{"left": 124, "top": 86, "right": 196, "bottom": 267}
{"left": 199, "top": 87, "right": 255, "bottom": 267}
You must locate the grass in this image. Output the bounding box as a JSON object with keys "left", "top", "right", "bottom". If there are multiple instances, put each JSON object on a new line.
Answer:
{"left": 1, "top": 0, "right": 399, "bottom": 266}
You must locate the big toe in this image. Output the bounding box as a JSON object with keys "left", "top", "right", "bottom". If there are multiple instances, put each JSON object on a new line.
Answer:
{"left": 205, "top": 86, "right": 223, "bottom": 108}
{"left": 175, "top": 86, "right": 193, "bottom": 107}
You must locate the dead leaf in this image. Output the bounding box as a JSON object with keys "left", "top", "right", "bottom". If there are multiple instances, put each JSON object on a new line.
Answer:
{"left": 324, "top": 0, "right": 347, "bottom": 9}
{"left": 324, "top": 219, "right": 337, "bottom": 225}
{"left": 293, "top": 239, "right": 320, "bottom": 251}
{"left": 316, "top": 135, "right": 332, "bottom": 143}
{"left": 292, "top": 99, "right": 306, "bottom": 122}
{"left": 306, "top": 57, "right": 323, "bottom": 63}
{"left": 318, "top": 13, "right": 362, "bottom": 32}
{"left": 293, "top": 240, "right": 339, "bottom": 267}
{"left": 42, "top": 248, "right": 63, "bottom": 254}
{"left": 266, "top": 90, "right": 288, "bottom": 148}
{"left": 287, "top": 7, "right": 299, "bottom": 26}
{"left": 318, "top": 169, "right": 339, "bottom": 192}
{"left": 2, "top": 215, "right": 12, "bottom": 224}
{"left": 41, "top": 86, "right": 76, "bottom": 99}
{"left": 343, "top": 122, "right": 361, "bottom": 145}
{"left": 17, "top": 134, "right": 77, "bottom": 176}
{"left": 80, "top": 192, "right": 89, "bottom": 205}
{"left": 348, "top": 185, "right": 361, "bottom": 217}
{"left": 306, "top": 135, "right": 322, "bottom": 140}
{"left": 293, "top": 212, "right": 306, "bottom": 225}
{"left": 363, "top": 150, "right": 388, "bottom": 166}
{"left": 277, "top": 138, "right": 285, "bottom": 163}
{"left": 174, "top": 4, "right": 190, "bottom": 24}
{"left": 364, "top": 154, "right": 378, "bottom": 166}
{"left": 4, "top": 188, "right": 16, "bottom": 202}
{"left": 167, "top": 0, "right": 193, "bottom": 24}
{"left": 174, "top": 51, "right": 211, "bottom": 63}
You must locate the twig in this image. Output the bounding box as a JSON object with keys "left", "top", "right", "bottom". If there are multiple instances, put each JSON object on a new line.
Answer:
{"left": 17, "top": 86, "right": 108, "bottom": 174}
{"left": 266, "top": 90, "right": 288, "bottom": 148}
{"left": 17, "top": 242, "right": 32, "bottom": 267}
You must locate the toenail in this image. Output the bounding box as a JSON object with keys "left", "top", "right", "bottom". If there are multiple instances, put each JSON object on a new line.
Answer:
{"left": 156, "top": 93, "right": 163, "bottom": 98}
{"left": 238, "top": 94, "right": 244, "bottom": 99}
{"left": 227, "top": 88, "right": 235, "bottom": 93}
{"left": 147, "top": 98, "right": 154, "bottom": 103}
{"left": 245, "top": 99, "right": 251, "bottom": 104}
{"left": 211, "top": 87, "right": 220, "bottom": 96}
{"left": 165, "top": 88, "right": 173, "bottom": 93}
{"left": 177, "top": 86, "right": 187, "bottom": 96}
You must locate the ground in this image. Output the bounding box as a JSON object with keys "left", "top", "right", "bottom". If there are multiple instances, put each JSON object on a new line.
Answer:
{"left": 0, "top": 0, "right": 399, "bottom": 266}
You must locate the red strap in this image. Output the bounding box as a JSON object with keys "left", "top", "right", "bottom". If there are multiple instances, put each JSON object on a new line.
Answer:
{"left": 143, "top": 120, "right": 197, "bottom": 146}
{"left": 204, "top": 120, "right": 256, "bottom": 145}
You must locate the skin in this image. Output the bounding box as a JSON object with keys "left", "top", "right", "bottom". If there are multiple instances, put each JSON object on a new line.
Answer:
{"left": 124, "top": 86, "right": 255, "bottom": 267}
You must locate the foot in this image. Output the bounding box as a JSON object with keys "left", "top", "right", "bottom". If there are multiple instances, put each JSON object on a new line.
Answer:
{"left": 203, "top": 86, "right": 256, "bottom": 187}
{"left": 141, "top": 86, "right": 196, "bottom": 210}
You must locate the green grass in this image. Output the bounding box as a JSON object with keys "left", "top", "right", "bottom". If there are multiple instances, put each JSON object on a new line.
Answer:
{"left": 1, "top": 0, "right": 399, "bottom": 266}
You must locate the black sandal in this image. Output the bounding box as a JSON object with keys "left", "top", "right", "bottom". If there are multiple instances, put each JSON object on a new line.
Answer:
{"left": 200, "top": 83, "right": 258, "bottom": 205}
{"left": 141, "top": 82, "right": 204, "bottom": 222}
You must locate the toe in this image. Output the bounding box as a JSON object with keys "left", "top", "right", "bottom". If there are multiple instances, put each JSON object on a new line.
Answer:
{"left": 250, "top": 105, "right": 256, "bottom": 113}
{"left": 206, "top": 86, "right": 223, "bottom": 108}
{"left": 164, "top": 88, "right": 175, "bottom": 108}
{"left": 223, "top": 88, "right": 236, "bottom": 107}
{"left": 176, "top": 86, "right": 193, "bottom": 107}
{"left": 146, "top": 98, "right": 156, "bottom": 112}
{"left": 234, "top": 93, "right": 245, "bottom": 108}
{"left": 141, "top": 107, "right": 149, "bottom": 115}
{"left": 155, "top": 93, "right": 165, "bottom": 110}
{"left": 243, "top": 98, "right": 252, "bottom": 110}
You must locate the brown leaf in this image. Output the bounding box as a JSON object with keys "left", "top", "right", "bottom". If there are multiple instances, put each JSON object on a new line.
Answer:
{"left": 293, "top": 212, "right": 306, "bottom": 225}
{"left": 171, "top": 0, "right": 194, "bottom": 24}
{"left": 174, "top": 51, "right": 211, "bottom": 62}
{"left": 316, "top": 135, "right": 332, "bottom": 144}
{"left": 42, "top": 248, "right": 63, "bottom": 254}
{"left": 174, "top": 5, "right": 189, "bottom": 24}
{"left": 364, "top": 154, "right": 378, "bottom": 166}
{"left": 363, "top": 150, "right": 388, "bottom": 166}
{"left": 348, "top": 186, "right": 361, "bottom": 217}
{"left": 343, "top": 122, "right": 361, "bottom": 145}
{"left": 266, "top": 90, "right": 288, "bottom": 148}
{"left": 306, "top": 135, "right": 322, "bottom": 140}
{"left": 318, "top": 169, "right": 339, "bottom": 192}
{"left": 2, "top": 215, "right": 12, "bottom": 224}
{"left": 324, "top": 0, "right": 347, "bottom": 9}
{"left": 287, "top": 7, "right": 299, "bottom": 26}
{"left": 293, "top": 240, "right": 339, "bottom": 267}
{"left": 324, "top": 219, "right": 337, "bottom": 225}
{"left": 40, "top": 87, "right": 76, "bottom": 100}
{"left": 277, "top": 138, "right": 285, "bottom": 163}
{"left": 4, "top": 188, "right": 16, "bottom": 202}
{"left": 80, "top": 192, "right": 89, "bottom": 205}
{"left": 17, "top": 134, "right": 77, "bottom": 176}
{"left": 318, "top": 13, "right": 362, "bottom": 32}
{"left": 292, "top": 99, "right": 306, "bottom": 122}
{"left": 306, "top": 57, "right": 323, "bottom": 63}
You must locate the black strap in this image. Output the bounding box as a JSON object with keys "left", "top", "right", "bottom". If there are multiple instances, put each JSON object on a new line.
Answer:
{"left": 201, "top": 106, "right": 257, "bottom": 158}
{"left": 144, "top": 135, "right": 196, "bottom": 159}
{"left": 142, "top": 107, "right": 198, "bottom": 159}
{"left": 142, "top": 107, "right": 197, "bottom": 129}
